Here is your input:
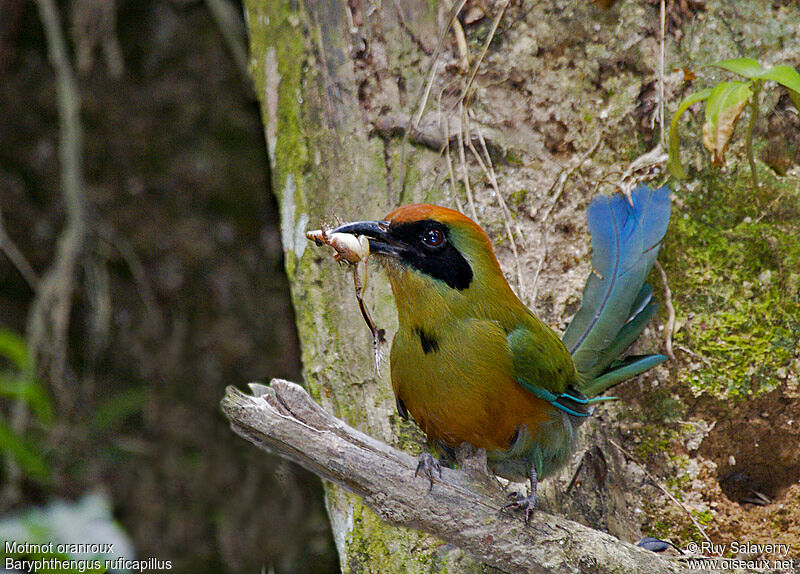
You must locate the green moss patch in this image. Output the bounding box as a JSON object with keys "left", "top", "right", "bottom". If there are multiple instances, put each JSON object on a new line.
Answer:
{"left": 662, "top": 168, "right": 800, "bottom": 399}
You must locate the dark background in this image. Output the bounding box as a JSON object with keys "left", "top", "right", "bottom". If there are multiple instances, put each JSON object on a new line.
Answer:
{"left": 0, "top": 0, "right": 338, "bottom": 571}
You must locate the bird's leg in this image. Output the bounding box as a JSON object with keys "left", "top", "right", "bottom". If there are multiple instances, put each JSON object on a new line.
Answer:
{"left": 502, "top": 464, "right": 539, "bottom": 524}
{"left": 415, "top": 452, "right": 443, "bottom": 493}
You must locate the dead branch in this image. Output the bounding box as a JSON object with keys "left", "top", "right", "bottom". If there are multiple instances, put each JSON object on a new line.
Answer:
{"left": 221, "top": 380, "right": 685, "bottom": 574}
{"left": 0, "top": 206, "right": 39, "bottom": 290}
{"left": 374, "top": 111, "right": 507, "bottom": 162}
{"left": 28, "top": 0, "right": 89, "bottom": 407}
{"left": 204, "top": 0, "right": 253, "bottom": 92}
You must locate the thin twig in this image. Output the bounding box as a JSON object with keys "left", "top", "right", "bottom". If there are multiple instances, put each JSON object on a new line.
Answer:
{"left": 7, "top": 0, "right": 87, "bottom": 504}
{"left": 653, "top": 261, "right": 675, "bottom": 361}
{"left": 753, "top": 187, "right": 790, "bottom": 224}
{"left": 204, "top": 0, "right": 252, "bottom": 93}
{"left": 411, "top": 0, "right": 467, "bottom": 129}
{"left": 466, "top": 119, "right": 524, "bottom": 297}
{"left": 531, "top": 134, "right": 603, "bottom": 303}
{"left": 97, "top": 225, "right": 163, "bottom": 333}
{"left": 442, "top": 103, "right": 464, "bottom": 213}
{"left": 475, "top": 121, "right": 525, "bottom": 247}
{"left": 36, "top": 0, "right": 85, "bottom": 230}
{"left": 659, "top": 0, "right": 666, "bottom": 147}
{"left": 29, "top": 0, "right": 89, "bottom": 406}
{"left": 618, "top": 0, "right": 667, "bottom": 203}
{"left": 456, "top": 101, "right": 477, "bottom": 220}
{"left": 399, "top": 0, "right": 468, "bottom": 200}
{"left": 0, "top": 207, "right": 39, "bottom": 290}
{"left": 461, "top": 0, "right": 509, "bottom": 104}
{"left": 676, "top": 345, "right": 712, "bottom": 368}
{"left": 608, "top": 439, "right": 712, "bottom": 544}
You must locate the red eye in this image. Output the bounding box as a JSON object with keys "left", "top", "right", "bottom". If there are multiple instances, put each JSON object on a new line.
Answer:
{"left": 422, "top": 228, "right": 444, "bottom": 247}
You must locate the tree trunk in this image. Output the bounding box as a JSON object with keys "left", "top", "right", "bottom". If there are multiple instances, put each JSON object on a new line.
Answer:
{"left": 244, "top": 0, "right": 476, "bottom": 569}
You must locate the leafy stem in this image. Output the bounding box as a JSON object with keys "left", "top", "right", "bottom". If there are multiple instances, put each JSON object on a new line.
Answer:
{"left": 744, "top": 80, "right": 762, "bottom": 195}
{"left": 668, "top": 58, "right": 800, "bottom": 184}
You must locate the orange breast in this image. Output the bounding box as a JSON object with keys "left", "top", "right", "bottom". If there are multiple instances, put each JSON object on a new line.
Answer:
{"left": 390, "top": 316, "right": 554, "bottom": 451}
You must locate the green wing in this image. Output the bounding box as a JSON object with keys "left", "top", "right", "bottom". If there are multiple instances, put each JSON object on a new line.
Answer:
{"left": 507, "top": 317, "right": 577, "bottom": 396}
{"left": 508, "top": 316, "right": 604, "bottom": 418}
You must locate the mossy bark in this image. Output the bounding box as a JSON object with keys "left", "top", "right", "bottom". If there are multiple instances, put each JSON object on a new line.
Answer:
{"left": 243, "top": 0, "right": 477, "bottom": 570}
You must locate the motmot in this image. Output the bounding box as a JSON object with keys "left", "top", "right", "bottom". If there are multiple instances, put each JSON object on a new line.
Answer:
{"left": 326, "top": 185, "right": 671, "bottom": 521}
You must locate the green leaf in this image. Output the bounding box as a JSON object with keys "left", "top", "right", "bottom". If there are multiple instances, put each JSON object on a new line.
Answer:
{"left": 757, "top": 64, "right": 800, "bottom": 111}
{"left": 91, "top": 388, "right": 149, "bottom": 431}
{"left": 0, "top": 375, "right": 54, "bottom": 425}
{"left": 788, "top": 89, "right": 800, "bottom": 114}
{"left": 667, "top": 88, "right": 713, "bottom": 179}
{"left": 0, "top": 417, "right": 51, "bottom": 483}
{"left": 0, "top": 328, "right": 53, "bottom": 425}
{"left": 714, "top": 59, "right": 800, "bottom": 112}
{"left": 713, "top": 58, "right": 766, "bottom": 79}
{"left": 0, "top": 328, "right": 29, "bottom": 371}
{"left": 702, "top": 81, "right": 753, "bottom": 166}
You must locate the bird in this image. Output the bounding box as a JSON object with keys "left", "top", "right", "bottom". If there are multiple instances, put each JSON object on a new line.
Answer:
{"left": 329, "top": 184, "right": 671, "bottom": 521}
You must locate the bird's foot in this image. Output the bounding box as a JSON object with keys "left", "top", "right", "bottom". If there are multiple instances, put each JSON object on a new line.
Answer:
{"left": 503, "top": 464, "right": 539, "bottom": 524}
{"left": 415, "top": 452, "right": 442, "bottom": 493}
{"left": 502, "top": 490, "right": 538, "bottom": 525}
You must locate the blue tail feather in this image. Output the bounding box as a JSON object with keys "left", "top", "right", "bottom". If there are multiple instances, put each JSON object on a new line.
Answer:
{"left": 562, "top": 185, "right": 672, "bottom": 396}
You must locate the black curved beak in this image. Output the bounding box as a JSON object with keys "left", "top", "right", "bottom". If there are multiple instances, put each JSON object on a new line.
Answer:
{"left": 331, "top": 220, "right": 401, "bottom": 257}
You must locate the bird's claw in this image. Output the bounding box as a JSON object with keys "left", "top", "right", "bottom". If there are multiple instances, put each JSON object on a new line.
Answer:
{"left": 502, "top": 491, "right": 538, "bottom": 524}
{"left": 415, "top": 453, "right": 442, "bottom": 493}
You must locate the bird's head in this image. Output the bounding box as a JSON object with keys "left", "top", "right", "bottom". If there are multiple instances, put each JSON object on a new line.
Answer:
{"left": 331, "top": 204, "right": 526, "bottom": 324}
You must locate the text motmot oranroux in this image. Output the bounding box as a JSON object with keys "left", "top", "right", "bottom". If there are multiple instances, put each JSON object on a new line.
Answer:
{"left": 330, "top": 185, "right": 671, "bottom": 521}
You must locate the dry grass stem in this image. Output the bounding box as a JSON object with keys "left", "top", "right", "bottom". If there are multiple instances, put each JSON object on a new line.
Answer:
{"left": 399, "top": 0, "right": 468, "bottom": 198}
{"left": 466, "top": 118, "right": 525, "bottom": 297}
{"left": 654, "top": 260, "right": 675, "bottom": 361}
{"left": 457, "top": 101, "right": 478, "bottom": 220}
{"left": 531, "top": 134, "right": 603, "bottom": 304}
{"left": 461, "top": 0, "right": 509, "bottom": 104}
{"left": 609, "top": 439, "right": 712, "bottom": 545}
